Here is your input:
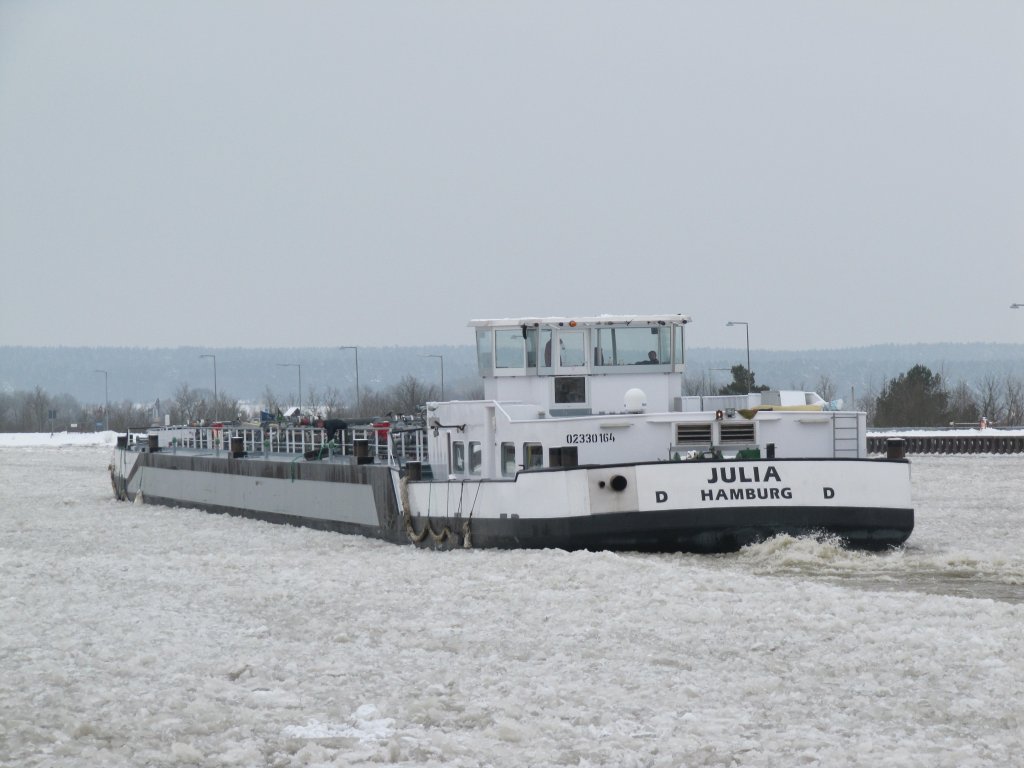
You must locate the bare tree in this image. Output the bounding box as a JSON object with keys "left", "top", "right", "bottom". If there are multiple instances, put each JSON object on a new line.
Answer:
{"left": 1004, "top": 374, "right": 1024, "bottom": 426}
{"left": 24, "top": 386, "right": 50, "bottom": 431}
{"left": 261, "top": 386, "right": 282, "bottom": 420}
{"left": 304, "top": 384, "right": 323, "bottom": 419}
{"left": 682, "top": 370, "right": 718, "bottom": 397}
{"left": 391, "top": 375, "right": 438, "bottom": 415}
{"left": 320, "top": 385, "right": 343, "bottom": 418}
{"left": 0, "top": 392, "right": 14, "bottom": 431}
{"left": 947, "top": 380, "right": 979, "bottom": 425}
{"left": 976, "top": 375, "right": 1003, "bottom": 425}
{"left": 815, "top": 375, "right": 836, "bottom": 403}
{"left": 211, "top": 391, "right": 240, "bottom": 423}
{"left": 107, "top": 400, "right": 152, "bottom": 432}
{"left": 170, "top": 383, "right": 205, "bottom": 425}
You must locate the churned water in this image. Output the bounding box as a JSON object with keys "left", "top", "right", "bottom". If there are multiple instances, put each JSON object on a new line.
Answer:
{"left": 1, "top": 442, "right": 1021, "bottom": 767}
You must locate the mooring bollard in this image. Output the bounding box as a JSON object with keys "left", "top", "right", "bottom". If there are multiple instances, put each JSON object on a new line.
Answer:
{"left": 886, "top": 437, "right": 906, "bottom": 460}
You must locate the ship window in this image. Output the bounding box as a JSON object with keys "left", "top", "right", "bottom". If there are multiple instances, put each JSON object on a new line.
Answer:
{"left": 523, "top": 442, "right": 544, "bottom": 469}
{"left": 554, "top": 376, "right": 586, "bottom": 404}
{"left": 476, "top": 330, "right": 493, "bottom": 374}
{"left": 593, "top": 326, "right": 670, "bottom": 366}
{"left": 495, "top": 331, "right": 525, "bottom": 369}
{"left": 469, "top": 441, "right": 482, "bottom": 475}
{"left": 673, "top": 324, "right": 685, "bottom": 366}
{"left": 558, "top": 331, "right": 586, "bottom": 367}
{"left": 501, "top": 443, "right": 516, "bottom": 476}
{"left": 540, "top": 329, "right": 553, "bottom": 370}
{"left": 453, "top": 441, "right": 466, "bottom": 473}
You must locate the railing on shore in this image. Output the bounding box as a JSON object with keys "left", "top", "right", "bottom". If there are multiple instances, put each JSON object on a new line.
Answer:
{"left": 867, "top": 432, "right": 1024, "bottom": 455}
{"left": 136, "top": 423, "right": 426, "bottom": 465}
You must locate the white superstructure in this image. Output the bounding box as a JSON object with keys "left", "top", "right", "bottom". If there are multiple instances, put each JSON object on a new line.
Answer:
{"left": 424, "top": 314, "right": 865, "bottom": 481}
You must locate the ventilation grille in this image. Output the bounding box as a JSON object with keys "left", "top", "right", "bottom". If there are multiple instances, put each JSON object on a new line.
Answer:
{"left": 720, "top": 422, "right": 756, "bottom": 444}
{"left": 675, "top": 423, "right": 713, "bottom": 444}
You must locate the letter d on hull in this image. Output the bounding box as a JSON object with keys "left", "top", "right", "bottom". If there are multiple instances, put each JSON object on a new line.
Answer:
{"left": 823, "top": 487, "right": 835, "bottom": 499}
{"left": 655, "top": 491, "right": 668, "bottom": 503}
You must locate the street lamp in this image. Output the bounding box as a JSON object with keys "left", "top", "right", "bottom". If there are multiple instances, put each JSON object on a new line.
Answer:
{"left": 200, "top": 354, "right": 217, "bottom": 420}
{"left": 726, "top": 321, "right": 751, "bottom": 391}
{"left": 421, "top": 354, "right": 445, "bottom": 400}
{"left": 277, "top": 363, "right": 302, "bottom": 414}
{"left": 339, "top": 345, "right": 360, "bottom": 414}
{"left": 94, "top": 369, "right": 108, "bottom": 431}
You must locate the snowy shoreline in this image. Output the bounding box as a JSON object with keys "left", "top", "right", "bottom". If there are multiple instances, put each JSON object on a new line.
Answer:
{"left": 0, "top": 431, "right": 119, "bottom": 447}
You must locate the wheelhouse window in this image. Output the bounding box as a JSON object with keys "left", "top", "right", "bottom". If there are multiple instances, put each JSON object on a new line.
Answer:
{"left": 558, "top": 331, "right": 586, "bottom": 367}
{"left": 594, "top": 326, "right": 671, "bottom": 366}
{"left": 476, "top": 330, "right": 493, "bottom": 374}
{"left": 452, "top": 441, "right": 466, "bottom": 473}
{"left": 495, "top": 331, "right": 525, "bottom": 369}
{"left": 469, "top": 441, "right": 482, "bottom": 475}
{"left": 500, "top": 442, "right": 516, "bottom": 477}
{"left": 554, "top": 376, "right": 586, "bottom": 404}
{"left": 523, "top": 442, "right": 544, "bottom": 469}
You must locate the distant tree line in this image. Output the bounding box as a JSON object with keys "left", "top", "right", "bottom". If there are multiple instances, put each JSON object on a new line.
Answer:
{"left": 0, "top": 376, "right": 484, "bottom": 433}
{"left": 868, "top": 364, "right": 1024, "bottom": 428}
{"left": 3, "top": 364, "right": 1022, "bottom": 433}
{"left": 0, "top": 386, "right": 151, "bottom": 433}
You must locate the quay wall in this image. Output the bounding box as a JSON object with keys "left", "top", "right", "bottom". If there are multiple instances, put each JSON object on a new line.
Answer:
{"left": 867, "top": 432, "right": 1024, "bottom": 455}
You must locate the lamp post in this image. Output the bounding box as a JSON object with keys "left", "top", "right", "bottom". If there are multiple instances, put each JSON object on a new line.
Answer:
{"left": 421, "top": 354, "right": 445, "bottom": 400}
{"left": 200, "top": 354, "right": 217, "bottom": 420}
{"left": 277, "top": 363, "right": 302, "bottom": 414}
{"left": 339, "top": 345, "right": 360, "bottom": 414}
{"left": 94, "top": 369, "right": 108, "bottom": 431}
{"left": 726, "top": 321, "right": 751, "bottom": 390}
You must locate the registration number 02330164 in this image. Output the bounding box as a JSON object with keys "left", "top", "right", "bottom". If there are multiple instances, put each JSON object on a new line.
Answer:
{"left": 565, "top": 432, "right": 616, "bottom": 444}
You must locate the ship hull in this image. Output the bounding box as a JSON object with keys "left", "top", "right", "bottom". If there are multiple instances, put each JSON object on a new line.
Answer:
{"left": 111, "top": 449, "right": 913, "bottom": 553}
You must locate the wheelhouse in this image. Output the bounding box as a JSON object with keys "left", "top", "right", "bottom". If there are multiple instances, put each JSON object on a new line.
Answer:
{"left": 470, "top": 314, "right": 691, "bottom": 416}
{"left": 425, "top": 315, "right": 698, "bottom": 480}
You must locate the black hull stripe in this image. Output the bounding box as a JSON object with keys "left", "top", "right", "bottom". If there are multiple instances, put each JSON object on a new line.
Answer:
{"left": 136, "top": 493, "right": 912, "bottom": 554}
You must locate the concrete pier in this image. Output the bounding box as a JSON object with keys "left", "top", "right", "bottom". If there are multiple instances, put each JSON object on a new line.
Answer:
{"left": 867, "top": 433, "right": 1024, "bottom": 455}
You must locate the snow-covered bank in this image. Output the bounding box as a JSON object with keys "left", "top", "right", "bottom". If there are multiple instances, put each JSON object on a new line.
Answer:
{"left": 0, "top": 431, "right": 118, "bottom": 447}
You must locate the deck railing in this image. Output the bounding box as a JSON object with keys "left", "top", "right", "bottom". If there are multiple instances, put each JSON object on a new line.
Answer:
{"left": 140, "top": 423, "right": 427, "bottom": 464}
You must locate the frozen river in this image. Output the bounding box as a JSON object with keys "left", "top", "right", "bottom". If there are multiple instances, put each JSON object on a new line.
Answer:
{"left": 1, "top": 439, "right": 1022, "bottom": 767}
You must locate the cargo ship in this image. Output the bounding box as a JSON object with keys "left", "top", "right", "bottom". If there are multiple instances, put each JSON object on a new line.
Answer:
{"left": 110, "top": 314, "right": 913, "bottom": 552}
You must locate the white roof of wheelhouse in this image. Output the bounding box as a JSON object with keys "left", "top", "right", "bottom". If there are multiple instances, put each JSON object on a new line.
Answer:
{"left": 469, "top": 314, "right": 692, "bottom": 328}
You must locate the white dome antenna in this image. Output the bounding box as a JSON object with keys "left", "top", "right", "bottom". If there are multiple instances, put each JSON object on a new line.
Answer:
{"left": 624, "top": 388, "right": 647, "bottom": 413}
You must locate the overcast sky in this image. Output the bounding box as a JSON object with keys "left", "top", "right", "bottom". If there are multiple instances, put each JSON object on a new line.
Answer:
{"left": 1, "top": 2, "right": 1021, "bottom": 352}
